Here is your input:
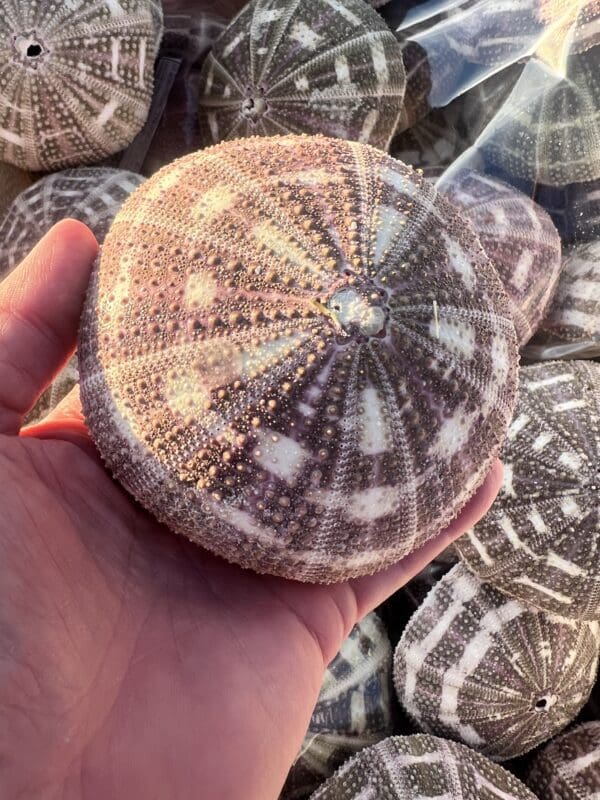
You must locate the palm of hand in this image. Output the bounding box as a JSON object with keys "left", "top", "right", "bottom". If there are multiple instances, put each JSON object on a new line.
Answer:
{"left": 0, "top": 222, "right": 501, "bottom": 800}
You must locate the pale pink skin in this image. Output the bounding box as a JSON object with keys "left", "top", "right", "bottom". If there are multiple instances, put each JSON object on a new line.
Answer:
{"left": 0, "top": 220, "right": 502, "bottom": 800}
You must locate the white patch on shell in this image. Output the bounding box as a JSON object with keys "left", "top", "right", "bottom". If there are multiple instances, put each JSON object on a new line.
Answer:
{"left": 432, "top": 317, "right": 475, "bottom": 359}
{"left": 347, "top": 486, "right": 400, "bottom": 522}
{"left": 289, "top": 21, "right": 322, "bottom": 50}
{"left": 533, "top": 431, "right": 554, "bottom": 450}
{"left": 490, "top": 334, "right": 510, "bottom": 385}
{"left": 254, "top": 430, "right": 311, "bottom": 485}
{"left": 295, "top": 75, "right": 310, "bottom": 91}
{"left": 561, "top": 497, "right": 581, "bottom": 517}
{"left": 558, "top": 451, "right": 582, "bottom": 470}
{"left": 430, "top": 406, "right": 478, "bottom": 460}
{"left": 442, "top": 232, "right": 475, "bottom": 291}
{"left": 510, "top": 250, "right": 534, "bottom": 291}
{"left": 359, "top": 109, "right": 379, "bottom": 143}
{"left": 373, "top": 205, "right": 405, "bottom": 264}
{"left": 192, "top": 185, "right": 236, "bottom": 224}
{"left": 359, "top": 386, "right": 390, "bottom": 455}
{"left": 185, "top": 272, "right": 217, "bottom": 309}
{"left": 324, "top": 0, "right": 362, "bottom": 25}
{"left": 513, "top": 575, "right": 574, "bottom": 605}
{"left": 370, "top": 40, "right": 389, "bottom": 85}
{"left": 334, "top": 55, "right": 352, "bottom": 86}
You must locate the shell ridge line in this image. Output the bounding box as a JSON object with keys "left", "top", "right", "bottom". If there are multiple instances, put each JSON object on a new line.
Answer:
{"left": 251, "top": 0, "right": 304, "bottom": 88}
{"left": 266, "top": 29, "right": 398, "bottom": 96}
{"left": 201, "top": 52, "right": 246, "bottom": 99}
{"left": 51, "top": 58, "right": 150, "bottom": 116}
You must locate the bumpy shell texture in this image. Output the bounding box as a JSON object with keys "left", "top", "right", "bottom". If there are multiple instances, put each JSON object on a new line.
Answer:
{"left": 455, "top": 361, "right": 600, "bottom": 619}
{"left": 393, "top": 563, "right": 600, "bottom": 760}
{"left": 281, "top": 613, "right": 393, "bottom": 799}
{"left": 198, "top": 0, "right": 405, "bottom": 151}
{"left": 524, "top": 241, "right": 600, "bottom": 360}
{"left": 78, "top": 134, "right": 518, "bottom": 583}
{"left": 527, "top": 721, "right": 600, "bottom": 799}
{"left": 0, "top": 168, "right": 145, "bottom": 278}
{"left": 0, "top": 0, "right": 163, "bottom": 171}
{"left": 437, "top": 170, "right": 562, "bottom": 346}
{"left": 309, "top": 734, "right": 538, "bottom": 799}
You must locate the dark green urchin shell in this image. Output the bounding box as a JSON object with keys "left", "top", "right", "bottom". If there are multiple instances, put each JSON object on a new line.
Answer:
{"left": 281, "top": 613, "right": 394, "bottom": 799}
{"left": 437, "top": 170, "right": 562, "bottom": 346}
{"left": 523, "top": 243, "right": 600, "bottom": 360}
{"left": 309, "top": 734, "right": 539, "bottom": 799}
{"left": 0, "top": 0, "right": 163, "bottom": 172}
{"left": 198, "top": 0, "right": 405, "bottom": 151}
{"left": 527, "top": 722, "right": 600, "bottom": 799}
{"left": 455, "top": 361, "right": 600, "bottom": 618}
{"left": 393, "top": 563, "right": 600, "bottom": 761}
{"left": 0, "top": 168, "right": 145, "bottom": 279}
{"left": 78, "top": 134, "right": 518, "bottom": 583}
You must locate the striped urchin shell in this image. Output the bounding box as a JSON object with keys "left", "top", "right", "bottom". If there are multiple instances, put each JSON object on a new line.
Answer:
{"left": 0, "top": 0, "right": 163, "bottom": 172}
{"left": 198, "top": 0, "right": 405, "bottom": 151}
{"left": 523, "top": 242, "right": 600, "bottom": 360}
{"left": 527, "top": 721, "right": 600, "bottom": 799}
{"left": 393, "top": 563, "right": 600, "bottom": 760}
{"left": 309, "top": 734, "right": 538, "bottom": 799}
{"left": 281, "top": 613, "right": 393, "bottom": 799}
{"left": 78, "top": 134, "right": 518, "bottom": 583}
{"left": 437, "top": 170, "right": 562, "bottom": 345}
{"left": 0, "top": 168, "right": 145, "bottom": 278}
{"left": 454, "top": 361, "right": 600, "bottom": 618}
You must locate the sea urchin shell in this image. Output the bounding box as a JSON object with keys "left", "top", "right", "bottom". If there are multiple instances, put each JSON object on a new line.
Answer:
{"left": 527, "top": 721, "right": 600, "bottom": 799}
{"left": 393, "top": 563, "right": 600, "bottom": 760}
{"left": 455, "top": 361, "right": 600, "bottom": 619}
{"left": 0, "top": 0, "right": 163, "bottom": 171}
{"left": 281, "top": 613, "right": 393, "bottom": 799}
{"left": 309, "top": 734, "right": 538, "bottom": 799}
{"left": 78, "top": 134, "right": 518, "bottom": 583}
{"left": 198, "top": 0, "right": 405, "bottom": 151}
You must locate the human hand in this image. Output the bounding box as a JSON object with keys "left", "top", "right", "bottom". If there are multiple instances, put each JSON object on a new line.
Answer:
{"left": 0, "top": 221, "right": 502, "bottom": 800}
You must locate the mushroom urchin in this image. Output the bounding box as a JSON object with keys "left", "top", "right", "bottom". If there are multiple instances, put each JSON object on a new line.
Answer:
{"left": 78, "top": 134, "right": 518, "bottom": 583}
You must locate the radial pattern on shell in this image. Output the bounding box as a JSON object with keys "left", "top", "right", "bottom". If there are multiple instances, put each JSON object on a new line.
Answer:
{"left": 0, "top": 0, "right": 163, "bottom": 172}
{"left": 0, "top": 168, "right": 145, "bottom": 279}
{"left": 281, "top": 613, "right": 393, "bottom": 799}
{"left": 524, "top": 242, "right": 600, "bottom": 360}
{"left": 527, "top": 721, "right": 600, "bottom": 799}
{"left": 455, "top": 361, "right": 600, "bottom": 618}
{"left": 393, "top": 563, "right": 600, "bottom": 760}
{"left": 309, "top": 734, "right": 538, "bottom": 799}
{"left": 198, "top": 0, "right": 406, "bottom": 151}
{"left": 78, "top": 134, "right": 518, "bottom": 583}
{"left": 438, "top": 170, "right": 562, "bottom": 345}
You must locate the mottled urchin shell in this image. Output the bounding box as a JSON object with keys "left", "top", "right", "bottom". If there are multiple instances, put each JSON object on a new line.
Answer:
{"left": 455, "top": 361, "right": 600, "bottom": 619}
{"left": 78, "top": 134, "right": 518, "bottom": 583}
{"left": 309, "top": 734, "right": 538, "bottom": 799}
{"left": 281, "top": 613, "right": 393, "bottom": 799}
{"left": 198, "top": 0, "right": 405, "bottom": 151}
{"left": 527, "top": 721, "right": 600, "bottom": 799}
{"left": 0, "top": 0, "right": 163, "bottom": 171}
{"left": 0, "top": 168, "right": 145, "bottom": 278}
{"left": 393, "top": 563, "right": 600, "bottom": 760}
{"left": 524, "top": 241, "right": 600, "bottom": 360}
{"left": 437, "top": 170, "right": 562, "bottom": 346}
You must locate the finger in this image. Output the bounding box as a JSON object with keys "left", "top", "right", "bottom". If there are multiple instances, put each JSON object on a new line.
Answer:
{"left": 21, "top": 382, "right": 90, "bottom": 439}
{"left": 0, "top": 220, "right": 98, "bottom": 435}
{"left": 350, "top": 460, "right": 504, "bottom": 618}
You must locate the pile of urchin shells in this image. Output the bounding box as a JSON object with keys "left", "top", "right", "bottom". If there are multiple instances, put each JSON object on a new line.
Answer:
{"left": 1, "top": 0, "right": 598, "bottom": 797}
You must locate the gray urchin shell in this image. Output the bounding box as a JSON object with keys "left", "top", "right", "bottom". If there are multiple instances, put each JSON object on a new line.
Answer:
{"left": 0, "top": 0, "right": 163, "bottom": 172}
{"left": 198, "top": 0, "right": 405, "bottom": 151}
{"left": 309, "top": 734, "right": 539, "bottom": 799}
{"left": 527, "top": 721, "right": 600, "bottom": 799}
{"left": 281, "top": 613, "right": 394, "bottom": 799}
{"left": 455, "top": 361, "right": 600, "bottom": 619}
{"left": 0, "top": 168, "right": 145, "bottom": 278}
{"left": 78, "top": 134, "right": 518, "bottom": 583}
{"left": 523, "top": 242, "right": 600, "bottom": 360}
{"left": 437, "top": 170, "right": 562, "bottom": 345}
{"left": 393, "top": 563, "right": 600, "bottom": 760}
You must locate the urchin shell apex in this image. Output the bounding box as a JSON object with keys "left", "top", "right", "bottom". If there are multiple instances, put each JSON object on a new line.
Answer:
{"left": 309, "top": 735, "right": 538, "bottom": 799}
{"left": 198, "top": 0, "right": 406, "bottom": 151}
{"left": 0, "top": 168, "right": 145, "bottom": 279}
{"left": 527, "top": 721, "right": 600, "bottom": 799}
{"left": 281, "top": 613, "right": 393, "bottom": 799}
{"left": 393, "top": 563, "right": 600, "bottom": 761}
{"left": 0, "top": 0, "right": 163, "bottom": 172}
{"left": 455, "top": 361, "right": 600, "bottom": 619}
{"left": 78, "top": 134, "right": 518, "bottom": 583}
